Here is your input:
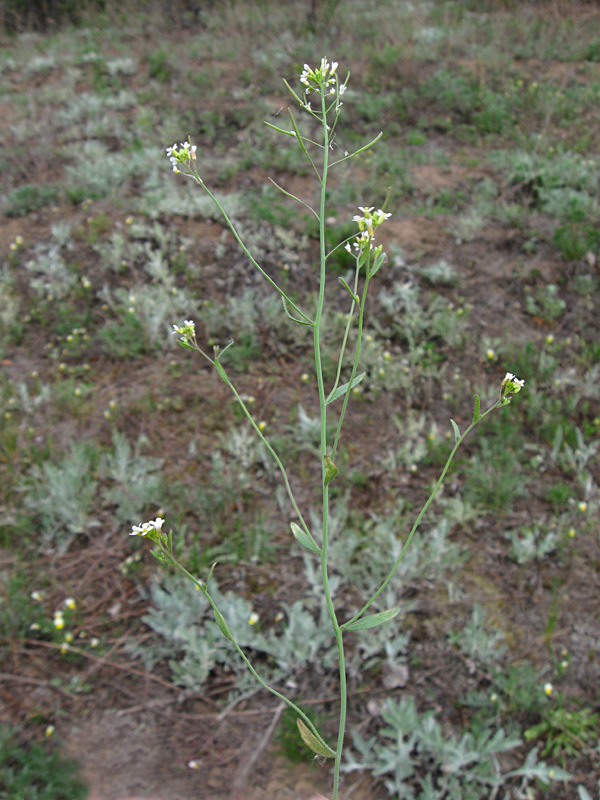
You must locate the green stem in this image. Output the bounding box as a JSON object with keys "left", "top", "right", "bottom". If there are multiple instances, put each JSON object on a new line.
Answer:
{"left": 192, "top": 176, "right": 313, "bottom": 326}
{"left": 313, "top": 86, "right": 346, "bottom": 800}
{"left": 344, "top": 401, "right": 501, "bottom": 628}
{"left": 213, "top": 358, "right": 313, "bottom": 544}
{"left": 331, "top": 254, "right": 372, "bottom": 461}
{"left": 165, "top": 553, "right": 334, "bottom": 756}
{"left": 328, "top": 261, "right": 361, "bottom": 402}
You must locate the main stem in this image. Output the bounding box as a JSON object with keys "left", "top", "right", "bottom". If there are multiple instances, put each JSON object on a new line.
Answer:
{"left": 313, "top": 89, "right": 347, "bottom": 800}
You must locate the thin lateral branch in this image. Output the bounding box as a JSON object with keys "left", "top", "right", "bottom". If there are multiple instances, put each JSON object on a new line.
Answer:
{"left": 268, "top": 176, "right": 318, "bottom": 218}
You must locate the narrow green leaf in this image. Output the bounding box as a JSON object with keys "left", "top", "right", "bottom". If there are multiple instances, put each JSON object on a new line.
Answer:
{"left": 338, "top": 276, "right": 360, "bottom": 305}
{"left": 342, "top": 607, "right": 401, "bottom": 631}
{"left": 214, "top": 360, "right": 228, "bottom": 382}
{"left": 205, "top": 561, "right": 217, "bottom": 589}
{"left": 326, "top": 372, "right": 365, "bottom": 404}
{"left": 330, "top": 131, "right": 383, "bottom": 166}
{"left": 450, "top": 418, "right": 461, "bottom": 443}
{"left": 176, "top": 339, "right": 195, "bottom": 350}
{"left": 296, "top": 719, "right": 334, "bottom": 758}
{"left": 290, "top": 522, "right": 320, "bottom": 555}
{"left": 268, "top": 177, "right": 319, "bottom": 219}
{"left": 282, "top": 296, "right": 312, "bottom": 326}
{"left": 472, "top": 394, "right": 481, "bottom": 424}
{"left": 288, "top": 109, "right": 312, "bottom": 161}
{"left": 323, "top": 455, "right": 338, "bottom": 486}
{"left": 213, "top": 608, "right": 232, "bottom": 640}
{"left": 369, "top": 250, "right": 386, "bottom": 278}
{"left": 264, "top": 121, "right": 297, "bottom": 137}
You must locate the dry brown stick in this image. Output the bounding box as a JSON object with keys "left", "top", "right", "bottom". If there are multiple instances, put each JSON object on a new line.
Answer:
{"left": 22, "top": 639, "right": 180, "bottom": 690}
{"left": 0, "top": 671, "right": 84, "bottom": 702}
{"left": 230, "top": 701, "right": 285, "bottom": 798}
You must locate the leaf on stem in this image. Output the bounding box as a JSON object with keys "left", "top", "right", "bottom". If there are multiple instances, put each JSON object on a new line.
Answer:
{"left": 290, "top": 521, "right": 321, "bottom": 555}
{"left": 282, "top": 296, "right": 312, "bottom": 326}
{"left": 264, "top": 121, "right": 297, "bottom": 137}
{"left": 268, "top": 177, "right": 318, "bottom": 219}
{"left": 329, "top": 131, "right": 383, "bottom": 167}
{"left": 213, "top": 608, "right": 232, "bottom": 640}
{"left": 326, "top": 372, "right": 365, "bottom": 404}
{"left": 323, "top": 455, "right": 338, "bottom": 486}
{"left": 341, "top": 607, "right": 401, "bottom": 631}
{"left": 296, "top": 719, "right": 334, "bottom": 758}
{"left": 369, "top": 250, "right": 386, "bottom": 279}
{"left": 450, "top": 418, "right": 461, "bottom": 443}
{"left": 472, "top": 393, "right": 481, "bottom": 424}
{"left": 338, "top": 276, "right": 360, "bottom": 306}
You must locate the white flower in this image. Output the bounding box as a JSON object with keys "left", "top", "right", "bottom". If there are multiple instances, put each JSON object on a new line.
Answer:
{"left": 172, "top": 319, "right": 195, "bottom": 342}
{"left": 544, "top": 682, "right": 553, "bottom": 696}
{"left": 300, "top": 58, "right": 340, "bottom": 94}
{"left": 502, "top": 372, "right": 525, "bottom": 393}
{"left": 300, "top": 63, "right": 312, "bottom": 85}
{"left": 165, "top": 141, "right": 196, "bottom": 172}
{"left": 130, "top": 517, "right": 165, "bottom": 536}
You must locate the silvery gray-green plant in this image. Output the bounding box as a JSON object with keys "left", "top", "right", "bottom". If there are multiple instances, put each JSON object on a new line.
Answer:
{"left": 129, "top": 58, "right": 529, "bottom": 799}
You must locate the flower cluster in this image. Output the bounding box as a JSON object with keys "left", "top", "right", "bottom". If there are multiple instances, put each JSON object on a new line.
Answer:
{"left": 500, "top": 372, "right": 525, "bottom": 404}
{"left": 345, "top": 206, "right": 392, "bottom": 254}
{"left": 300, "top": 57, "right": 338, "bottom": 93}
{"left": 172, "top": 319, "right": 196, "bottom": 343}
{"left": 130, "top": 517, "right": 165, "bottom": 536}
{"left": 500, "top": 371, "right": 525, "bottom": 405}
{"left": 166, "top": 141, "right": 197, "bottom": 174}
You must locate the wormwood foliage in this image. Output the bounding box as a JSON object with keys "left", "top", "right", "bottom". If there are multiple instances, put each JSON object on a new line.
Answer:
{"left": 343, "top": 695, "right": 569, "bottom": 800}
{"left": 129, "top": 59, "right": 533, "bottom": 800}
